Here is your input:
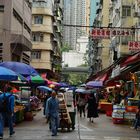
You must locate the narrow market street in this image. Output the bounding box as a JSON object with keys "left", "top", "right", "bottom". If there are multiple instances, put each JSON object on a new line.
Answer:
{"left": 2, "top": 109, "right": 140, "bottom": 140}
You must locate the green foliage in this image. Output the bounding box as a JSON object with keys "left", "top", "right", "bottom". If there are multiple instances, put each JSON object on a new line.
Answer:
{"left": 61, "top": 43, "right": 71, "bottom": 52}
{"left": 64, "top": 64, "right": 68, "bottom": 67}
{"left": 68, "top": 73, "right": 88, "bottom": 85}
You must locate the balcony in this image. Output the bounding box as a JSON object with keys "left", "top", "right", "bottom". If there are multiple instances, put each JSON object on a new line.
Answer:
{"left": 133, "top": 12, "right": 140, "bottom": 17}
{"left": 32, "top": 7, "right": 53, "bottom": 16}
{"left": 109, "top": 3, "right": 115, "bottom": 9}
{"left": 31, "top": 60, "right": 51, "bottom": 70}
{"left": 108, "top": 22, "right": 112, "bottom": 27}
{"left": 32, "top": 42, "right": 52, "bottom": 50}
{"left": 52, "top": 37, "right": 58, "bottom": 43}
{"left": 32, "top": 24, "right": 53, "bottom": 34}
{"left": 11, "top": 34, "right": 32, "bottom": 51}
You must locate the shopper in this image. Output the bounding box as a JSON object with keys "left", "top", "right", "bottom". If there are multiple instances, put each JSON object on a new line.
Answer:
{"left": 45, "top": 91, "right": 59, "bottom": 136}
{"left": 78, "top": 94, "right": 87, "bottom": 117}
{"left": 87, "top": 94, "right": 99, "bottom": 123}
{"left": 0, "top": 87, "right": 15, "bottom": 139}
{"left": 43, "top": 92, "right": 51, "bottom": 116}
{"left": 131, "top": 107, "right": 140, "bottom": 130}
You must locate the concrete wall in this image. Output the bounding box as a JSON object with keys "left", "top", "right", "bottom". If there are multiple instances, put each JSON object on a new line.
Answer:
{"left": 31, "top": 51, "right": 51, "bottom": 69}
{"left": 101, "top": 0, "right": 110, "bottom": 69}
{"left": 0, "top": 0, "right": 31, "bottom": 61}
{"left": 31, "top": 3, "right": 54, "bottom": 70}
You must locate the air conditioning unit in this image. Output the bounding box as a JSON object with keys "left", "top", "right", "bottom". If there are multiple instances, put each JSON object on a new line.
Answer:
{"left": 115, "top": 8, "right": 119, "bottom": 13}
{"left": 132, "top": 4, "right": 135, "bottom": 9}
{"left": 133, "top": 12, "right": 140, "bottom": 17}
{"left": 134, "top": 12, "right": 138, "bottom": 17}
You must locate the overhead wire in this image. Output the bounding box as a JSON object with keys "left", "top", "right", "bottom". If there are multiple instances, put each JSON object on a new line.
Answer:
{"left": 62, "top": 24, "right": 140, "bottom": 29}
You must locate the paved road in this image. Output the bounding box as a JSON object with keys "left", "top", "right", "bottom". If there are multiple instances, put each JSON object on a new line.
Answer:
{"left": 2, "top": 110, "right": 140, "bottom": 140}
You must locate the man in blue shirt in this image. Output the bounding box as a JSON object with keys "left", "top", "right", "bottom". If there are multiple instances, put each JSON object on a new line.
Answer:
{"left": 0, "top": 87, "right": 15, "bottom": 139}
{"left": 45, "top": 91, "right": 59, "bottom": 136}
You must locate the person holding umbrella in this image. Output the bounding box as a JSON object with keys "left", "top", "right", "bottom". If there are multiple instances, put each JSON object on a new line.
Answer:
{"left": 78, "top": 94, "right": 87, "bottom": 117}
{"left": 87, "top": 93, "right": 99, "bottom": 123}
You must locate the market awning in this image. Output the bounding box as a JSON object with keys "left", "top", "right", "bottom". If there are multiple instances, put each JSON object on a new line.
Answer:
{"left": 86, "top": 81, "right": 103, "bottom": 88}
{"left": 105, "top": 61, "right": 140, "bottom": 86}
{"left": 95, "top": 73, "right": 109, "bottom": 82}
{"left": 121, "top": 52, "right": 140, "bottom": 66}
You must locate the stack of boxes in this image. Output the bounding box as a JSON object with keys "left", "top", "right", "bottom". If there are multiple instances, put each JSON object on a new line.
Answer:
{"left": 112, "top": 105, "right": 125, "bottom": 124}
{"left": 112, "top": 104, "right": 137, "bottom": 124}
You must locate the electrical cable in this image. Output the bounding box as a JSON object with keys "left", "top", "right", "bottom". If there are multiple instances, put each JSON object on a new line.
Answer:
{"left": 62, "top": 24, "right": 140, "bottom": 30}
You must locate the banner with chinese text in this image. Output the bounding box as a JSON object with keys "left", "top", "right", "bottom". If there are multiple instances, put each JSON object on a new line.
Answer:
{"left": 128, "top": 41, "right": 140, "bottom": 50}
{"left": 91, "top": 28, "right": 132, "bottom": 39}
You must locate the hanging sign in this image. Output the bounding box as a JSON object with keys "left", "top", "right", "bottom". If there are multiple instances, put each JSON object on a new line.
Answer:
{"left": 128, "top": 41, "right": 140, "bottom": 50}
{"left": 91, "top": 28, "right": 132, "bottom": 39}
{"left": 111, "top": 65, "right": 120, "bottom": 78}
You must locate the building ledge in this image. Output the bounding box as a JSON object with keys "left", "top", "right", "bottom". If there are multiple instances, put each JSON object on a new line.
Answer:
{"left": 11, "top": 34, "right": 32, "bottom": 51}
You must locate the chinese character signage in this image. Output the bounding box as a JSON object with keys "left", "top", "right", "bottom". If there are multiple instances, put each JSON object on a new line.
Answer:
{"left": 91, "top": 28, "right": 132, "bottom": 39}
{"left": 128, "top": 41, "right": 140, "bottom": 50}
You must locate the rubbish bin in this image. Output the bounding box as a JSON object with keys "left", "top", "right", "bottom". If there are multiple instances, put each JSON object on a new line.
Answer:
{"left": 69, "top": 111, "right": 76, "bottom": 130}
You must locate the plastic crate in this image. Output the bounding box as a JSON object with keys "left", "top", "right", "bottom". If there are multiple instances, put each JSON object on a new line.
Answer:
{"left": 112, "top": 118, "right": 124, "bottom": 124}
{"left": 106, "top": 111, "right": 112, "bottom": 117}
{"left": 126, "top": 106, "right": 138, "bottom": 113}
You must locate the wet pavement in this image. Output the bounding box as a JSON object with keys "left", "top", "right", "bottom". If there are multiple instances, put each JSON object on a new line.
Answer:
{"left": 2, "top": 109, "right": 140, "bottom": 140}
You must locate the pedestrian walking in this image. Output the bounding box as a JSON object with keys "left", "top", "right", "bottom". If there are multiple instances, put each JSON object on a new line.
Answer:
{"left": 87, "top": 94, "right": 99, "bottom": 123}
{"left": 131, "top": 107, "right": 140, "bottom": 130}
{"left": 45, "top": 91, "right": 59, "bottom": 136}
{"left": 0, "top": 87, "right": 15, "bottom": 139}
{"left": 43, "top": 92, "right": 51, "bottom": 116}
{"left": 78, "top": 94, "right": 87, "bottom": 117}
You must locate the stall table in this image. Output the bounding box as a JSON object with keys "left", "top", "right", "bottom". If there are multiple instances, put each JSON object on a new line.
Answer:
{"left": 14, "top": 105, "right": 25, "bottom": 123}
{"left": 99, "top": 102, "right": 113, "bottom": 116}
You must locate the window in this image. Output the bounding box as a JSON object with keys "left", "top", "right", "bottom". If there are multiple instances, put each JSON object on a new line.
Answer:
{"left": 34, "top": 15, "right": 43, "bottom": 24}
{"left": 24, "top": 23, "right": 31, "bottom": 34}
{"left": 31, "top": 51, "right": 41, "bottom": 59}
{"left": 0, "top": 5, "right": 4, "bottom": 12}
{"left": 122, "top": 6, "right": 131, "bottom": 17}
{"left": 13, "top": 9, "right": 23, "bottom": 25}
{"left": 121, "top": 36, "right": 131, "bottom": 45}
{"left": 32, "top": 32, "right": 44, "bottom": 42}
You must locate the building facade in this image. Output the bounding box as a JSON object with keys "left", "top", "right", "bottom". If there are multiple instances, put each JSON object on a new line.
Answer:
{"left": 0, "top": 0, "right": 32, "bottom": 64}
{"left": 100, "top": 0, "right": 110, "bottom": 69}
{"left": 88, "top": 0, "right": 104, "bottom": 74}
{"left": 89, "top": 0, "right": 99, "bottom": 27}
{"left": 31, "top": 0, "right": 63, "bottom": 77}
{"left": 63, "top": 0, "right": 89, "bottom": 50}
{"left": 109, "top": 0, "right": 135, "bottom": 64}
{"left": 89, "top": 0, "right": 140, "bottom": 75}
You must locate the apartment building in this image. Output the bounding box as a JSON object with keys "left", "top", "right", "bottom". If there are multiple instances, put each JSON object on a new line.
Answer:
{"left": 89, "top": 0, "right": 139, "bottom": 75}
{"left": 91, "top": 0, "right": 110, "bottom": 71}
{"left": 63, "top": 0, "right": 89, "bottom": 50}
{"left": 31, "top": 0, "right": 63, "bottom": 76}
{"left": 0, "top": 0, "right": 32, "bottom": 64}
{"left": 86, "top": 0, "right": 90, "bottom": 35}
{"left": 99, "top": 0, "right": 110, "bottom": 69}
{"left": 109, "top": 0, "right": 135, "bottom": 64}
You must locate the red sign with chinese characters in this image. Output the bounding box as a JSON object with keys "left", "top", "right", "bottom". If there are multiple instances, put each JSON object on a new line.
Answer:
{"left": 91, "top": 28, "right": 132, "bottom": 39}
{"left": 128, "top": 41, "right": 140, "bottom": 50}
